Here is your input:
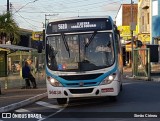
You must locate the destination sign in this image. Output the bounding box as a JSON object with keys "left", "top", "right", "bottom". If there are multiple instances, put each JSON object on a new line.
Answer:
{"left": 46, "top": 18, "right": 112, "bottom": 34}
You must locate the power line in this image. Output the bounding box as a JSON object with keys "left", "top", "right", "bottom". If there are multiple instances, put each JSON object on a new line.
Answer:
{"left": 24, "top": 0, "right": 93, "bottom": 14}
{"left": 26, "top": 0, "right": 120, "bottom": 13}
{"left": 49, "top": 0, "right": 120, "bottom": 10}
{"left": 9, "top": 0, "right": 122, "bottom": 31}
{"left": 14, "top": 14, "right": 42, "bottom": 23}
{"left": 12, "top": 6, "right": 42, "bottom": 30}
{"left": 15, "top": 0, "right": 120, "bottom": 14}
{"left": 13, "top": 0, "right": 39, "bottom": 15}
{"left": 17, "top": 10, "right": 118, "bottom": 14}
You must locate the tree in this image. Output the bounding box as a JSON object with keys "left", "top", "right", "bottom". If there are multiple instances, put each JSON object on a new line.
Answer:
{"left": 0, "top": 12, "right": 20, "bottom": 44}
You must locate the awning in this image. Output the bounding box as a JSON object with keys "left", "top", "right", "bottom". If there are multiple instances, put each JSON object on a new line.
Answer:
{"left": 0, "top": 48, "right": 9, "bottom": 51}
{"left": 0, "top": 44, "right": 33, "bottom": 51}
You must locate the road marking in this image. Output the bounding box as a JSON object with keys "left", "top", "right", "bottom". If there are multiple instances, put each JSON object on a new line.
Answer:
{"left": 37, "top": 100, "right": 69, "bottom": 121}
{"left": 36, "top": 101, "right": 67, "bottom": 109}
{"left": 15, "top": 109, "right": 30, "bottom": 112}
{"left": 37, "top": 108, "right": 64, "bottom": 121}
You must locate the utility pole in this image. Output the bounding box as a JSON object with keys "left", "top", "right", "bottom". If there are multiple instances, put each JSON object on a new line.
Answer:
{"left": 45, "top": 14, "right": 59, "bottom": 28}
{"left": 130, "top": 0, "right": 134, "bottom": 76}
{"left": 7, "top": 0, "right": 10, "bottom": 12}
{"left": 44, "top": 14, "right": 58, "bottom": 46}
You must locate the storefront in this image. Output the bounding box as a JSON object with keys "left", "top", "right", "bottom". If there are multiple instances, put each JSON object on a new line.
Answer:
{"left": 0, "top": 44, "right": 33, "bottom": 77}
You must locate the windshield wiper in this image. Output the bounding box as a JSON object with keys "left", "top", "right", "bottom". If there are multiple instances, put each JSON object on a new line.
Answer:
{"left": 61, "top": 33, "right": 70, "bottom": 57}
{"left": 85, "top": 31, "right": 97, "bottom": 48}
{"left": 83, "top": 31, "right": 97, "bottom": 62}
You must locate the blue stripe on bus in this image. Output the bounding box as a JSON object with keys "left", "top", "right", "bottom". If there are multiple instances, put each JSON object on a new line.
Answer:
{"left": 46, "top": 65, "right": 117, "bottom": 87}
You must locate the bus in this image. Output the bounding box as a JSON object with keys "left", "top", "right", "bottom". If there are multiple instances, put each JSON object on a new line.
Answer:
{"left": 45, "top": 16, "right": 123, "bottom": 104}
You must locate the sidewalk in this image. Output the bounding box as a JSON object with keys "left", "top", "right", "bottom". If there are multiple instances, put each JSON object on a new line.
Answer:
{"left": 0, "top": 88, "right": 47, "bottom": 113}
{"left": 0, "top": 75, "right": 47, "bottom": 113}
{"left": 123, "top": 66, "right": 160, "bottom": 82}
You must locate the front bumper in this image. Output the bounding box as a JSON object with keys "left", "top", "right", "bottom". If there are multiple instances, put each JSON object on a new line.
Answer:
{"left": 47, "top": 80, "right": 120, "bottom": 98}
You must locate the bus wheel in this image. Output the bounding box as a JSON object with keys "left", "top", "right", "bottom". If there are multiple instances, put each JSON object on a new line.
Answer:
{"left": 57, "top": 98, "right": 67, "bottom": 105}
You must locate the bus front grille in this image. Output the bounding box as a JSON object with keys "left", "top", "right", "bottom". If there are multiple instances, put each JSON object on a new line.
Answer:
{"left": 66, "top": 82, "right": 97, "bottom": 86}
{"left": 69, "top": 88, "right": 94, "bottom": 94}
{"left": 59, "top": 73, "right": 103, "bottom": 80}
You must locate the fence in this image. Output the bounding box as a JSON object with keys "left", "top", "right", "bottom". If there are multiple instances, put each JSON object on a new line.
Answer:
{"left": 0, "top": 51, "right": 46, "bottom": 89}
{"left": 150, "top": 45, "right": 160, "bottom": 76}
{"left": 133, "top": 48, "right": 150, "bottom": 80}
{"left": 133, "top": 47, "right": 160, "bottom": 80}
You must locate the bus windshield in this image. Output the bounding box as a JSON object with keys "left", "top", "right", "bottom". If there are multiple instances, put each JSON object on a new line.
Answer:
{"left": 46, "top": 32, "right": 114, "bottom": 71}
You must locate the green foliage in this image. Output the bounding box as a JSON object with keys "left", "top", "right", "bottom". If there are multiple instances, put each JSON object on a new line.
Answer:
{"left": 0, "top": 12, "right": 20, "bottom": 44}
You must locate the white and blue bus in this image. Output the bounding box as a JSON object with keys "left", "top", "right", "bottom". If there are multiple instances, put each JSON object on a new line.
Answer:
{"left": 45, "top": 16, "right": 123, "bottom": 104}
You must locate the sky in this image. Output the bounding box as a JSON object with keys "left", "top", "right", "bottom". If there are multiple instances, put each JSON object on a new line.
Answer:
{"left": 0, "top": 0, "right": 137, "bottom": 31}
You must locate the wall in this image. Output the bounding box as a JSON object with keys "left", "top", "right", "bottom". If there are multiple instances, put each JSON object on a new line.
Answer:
{"left": 116, "top": 5, "right": 123, "bottom": 26}
{"left": 152, "top": 0, "right": 160, "bottom": 44}
{"left": 116, "top": 4, "right": 138, "bottom": 41}
{"left": 138, "top": 0, "right": 150, "bottom": 33}
{"left": 138, "top": 0, "right": 150, "bottom": 44}
{"left": 122, "top": 4, "right": 138, "bottom": 26}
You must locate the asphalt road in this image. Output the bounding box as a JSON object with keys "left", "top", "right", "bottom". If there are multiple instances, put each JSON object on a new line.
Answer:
{"left": 3, "top": 80, "right": 160, "bottom": 121}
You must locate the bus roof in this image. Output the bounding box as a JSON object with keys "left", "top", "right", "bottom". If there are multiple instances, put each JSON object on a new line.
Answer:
{"left": 50, "top": 16, "right": 113, "bottom": 23}
{"left": 46, "top": 16, "right": 114, "bottom": 34}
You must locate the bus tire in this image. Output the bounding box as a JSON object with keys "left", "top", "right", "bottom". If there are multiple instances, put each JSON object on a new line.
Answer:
{"left": 57, "top": 98, "right": 67, "bottom": 105}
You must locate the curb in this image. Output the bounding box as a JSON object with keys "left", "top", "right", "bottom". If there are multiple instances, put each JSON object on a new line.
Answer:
{"left": 151, "top": 78, "right": 160, "bottom": 82}
{"left": 124, "top": 76, "right": 160, "bottom": 82}
{"left": 0, "top": 92, "right": 47, "bottom": 113}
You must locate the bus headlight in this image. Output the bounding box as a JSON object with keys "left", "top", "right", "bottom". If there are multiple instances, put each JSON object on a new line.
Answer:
{"left": 100, "top": 73, "right": 116, "bottom": 85}
{"left": 47, "top": 76, "right": 63, "bottom": 87}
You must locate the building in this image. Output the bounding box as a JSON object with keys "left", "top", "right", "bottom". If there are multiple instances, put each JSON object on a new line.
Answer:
{"left": 151, "top": 0, "right": 160, "bottom": 44}
{"left": 116, "top": 4, "right": 138, "bottom": 41}
{"left": 0, "top": 28, "right": 33, "bottom": 47}
{"left": 18, "top": 28, "right": 33, "bottom": 47}
{"left": 138, "top": 0, "right": 150, "bottom": 44}
{"left": 0, "top": 28, "right": 33, "bottom": 77}
{"left": 115, "top": 4, "right": 138, "bottom": 66}
{"left": 31, "top": 31, "right": 43, "bottom": 49}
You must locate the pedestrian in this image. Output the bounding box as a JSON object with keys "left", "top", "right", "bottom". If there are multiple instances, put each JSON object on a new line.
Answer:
{"left": 22, "top": 60, "right": 37, "bottom": 89}
{"left": 28, "top": 59, "right": 37, "bottom": 89}
{"left": 22, "top": 61, "right": 31, "bottom": 89}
